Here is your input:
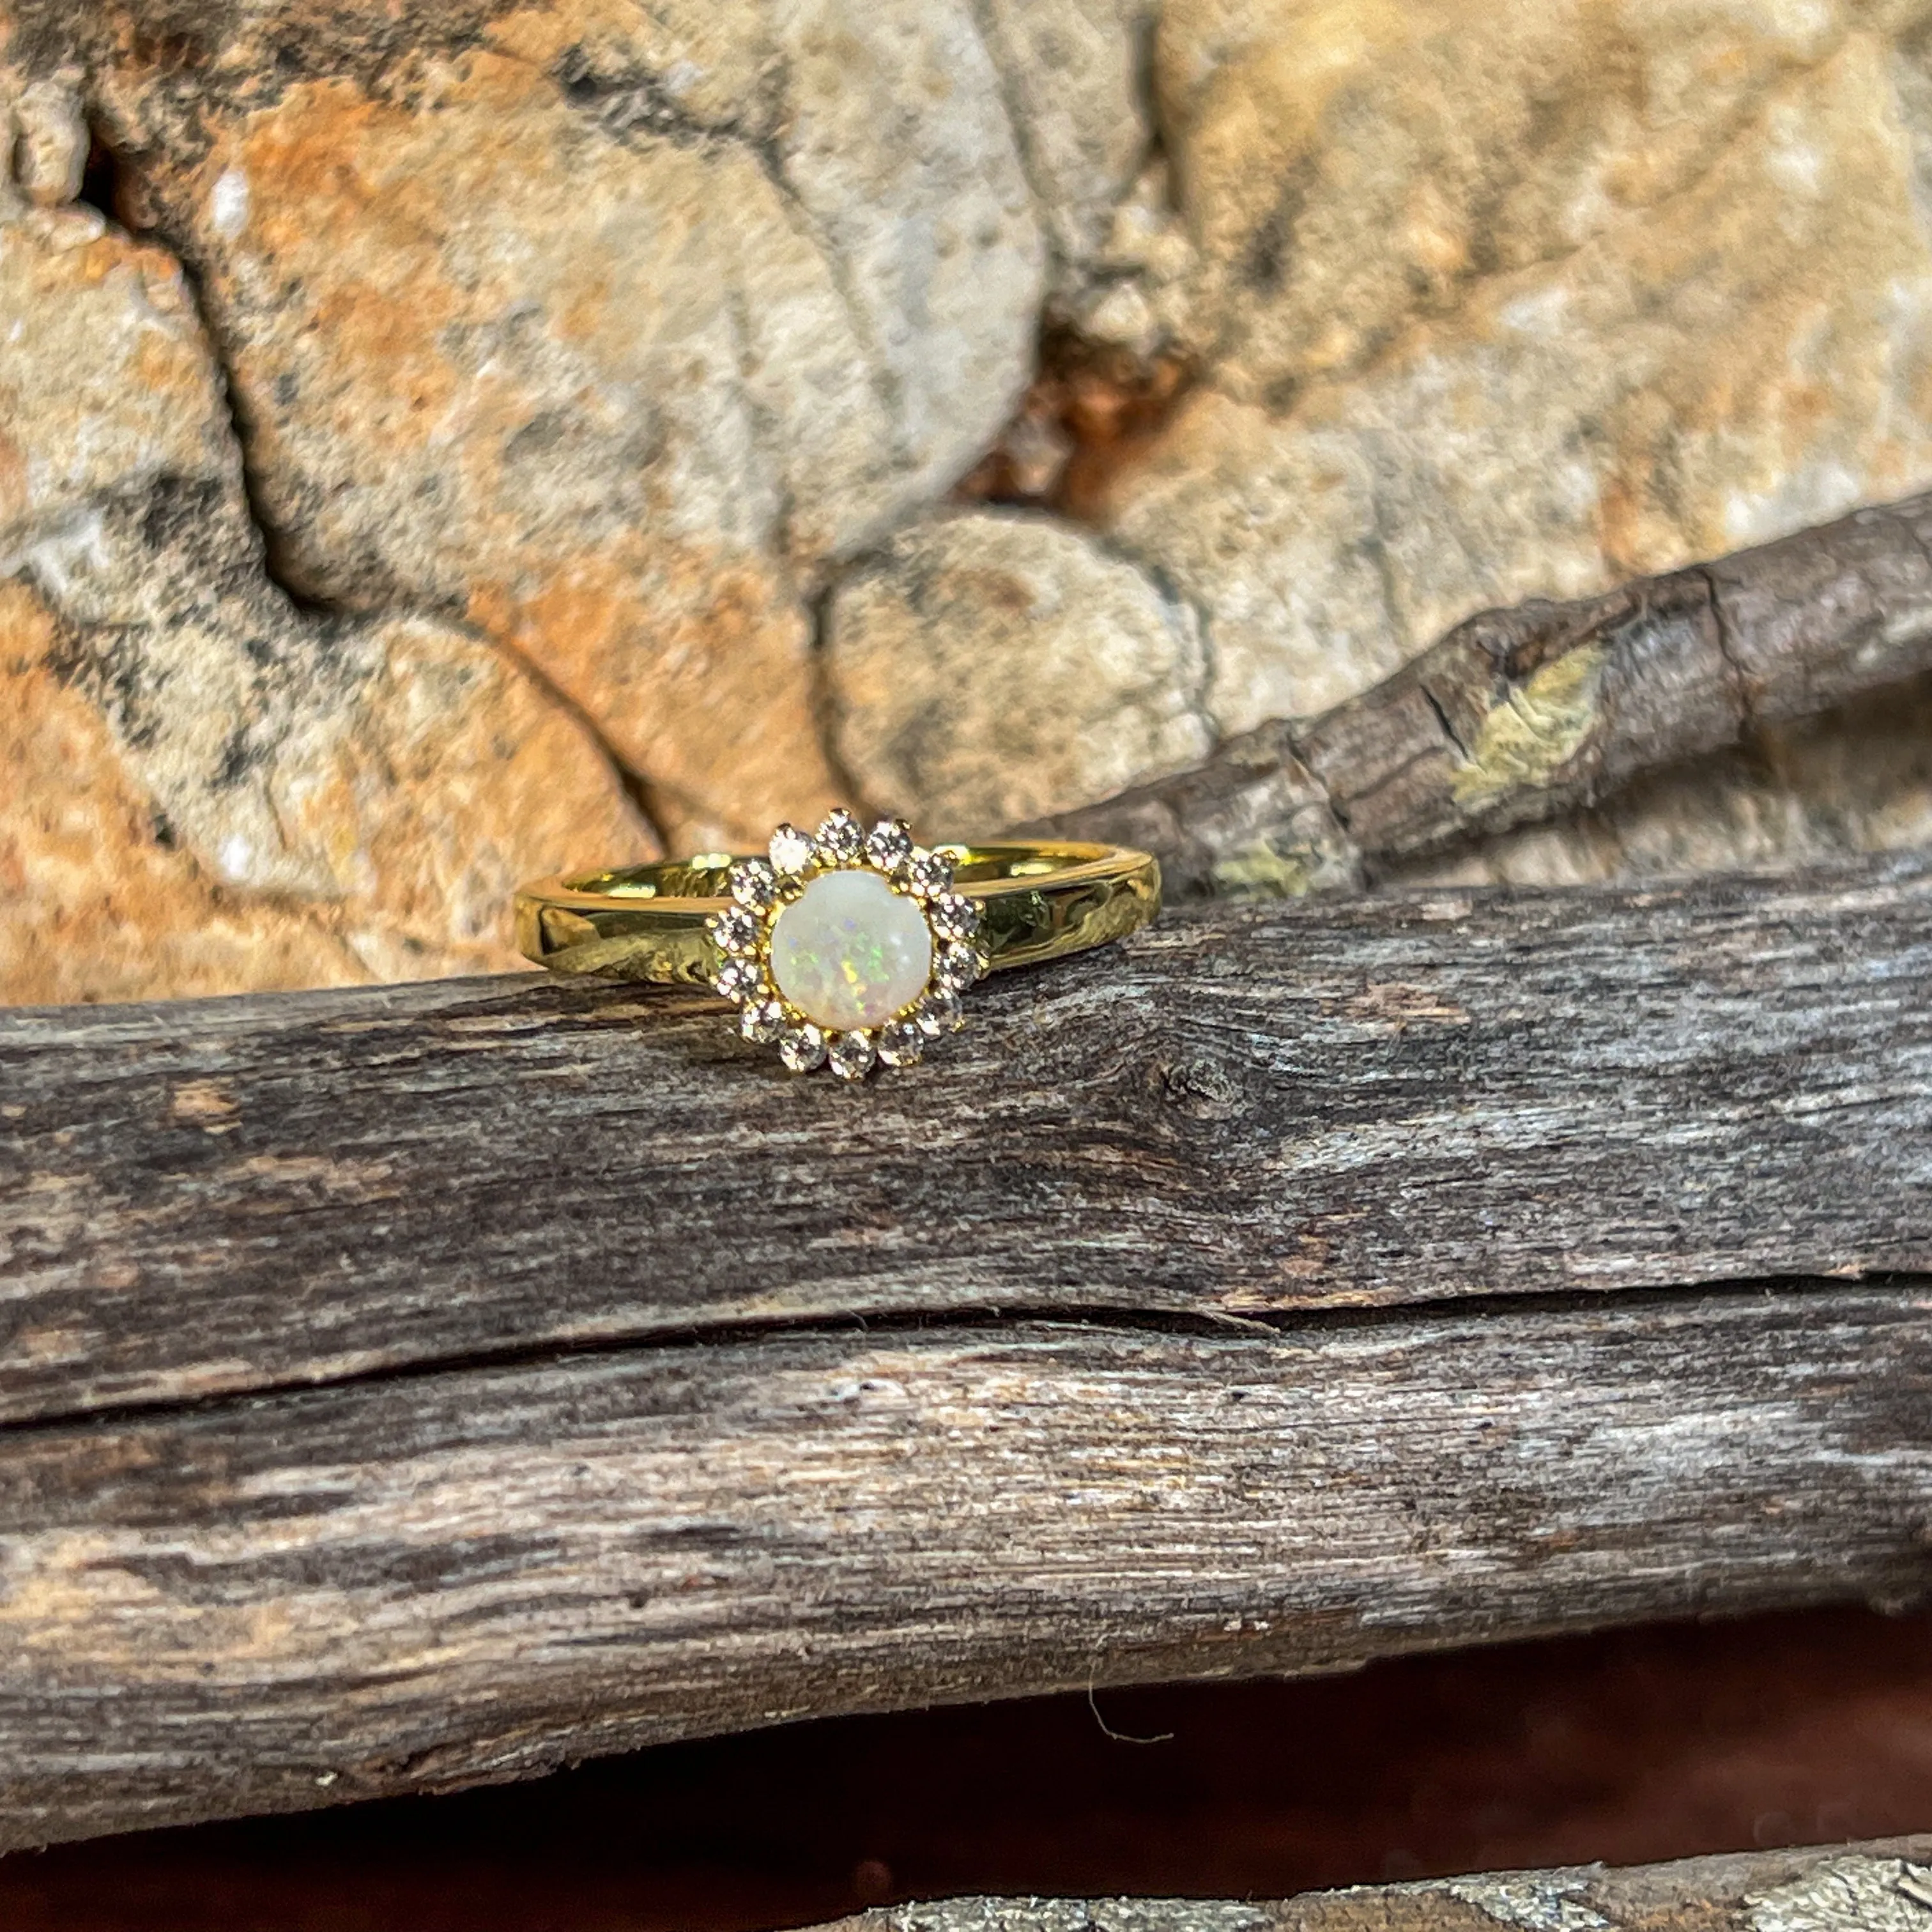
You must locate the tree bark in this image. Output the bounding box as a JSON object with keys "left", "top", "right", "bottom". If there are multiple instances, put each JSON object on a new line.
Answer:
{"left": 0, "top": 855, "right": 1928, "bottom": 1846}
{"left": 804, "top": 1837, "right": 1932, "bottom": 1932}
{"left": 1031, "top": 491, "right": 1932, "bottom": 896}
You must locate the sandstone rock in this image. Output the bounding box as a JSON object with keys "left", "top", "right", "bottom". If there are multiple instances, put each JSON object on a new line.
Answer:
{"left": 0, "top": 204, "right": 229, "bottom": 539}
{"left": 825, "top": 510, "right": 1211, "bottom": 833}
{"left": 22, "top": 0, "right": 1046, "bottom": 845}
{"left": 0, "top": 581, "right": 361, "bottom": 1004}
{"left": 1071, "top": 157, "right": 1200, "bottom": 357}
{"left": 10, "top": 70, "right": 86, "bottom": 208}
{"left": 0, "top": 210, "right": 652, "bottom": 1000}
{"left": 9, "top": 0, "right": 1932, "bottom": 1014}
{"left": 1103, "top": 7, "right": 1932, "bottom": 734}
{"left": 975, "top": 0, "right": 1158, "bottom": 293}
{"left": 1153, "top": 0, "right": 1909, "bottom": 396}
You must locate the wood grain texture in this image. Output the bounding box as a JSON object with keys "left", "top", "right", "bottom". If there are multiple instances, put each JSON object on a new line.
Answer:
{"left": 3, "top": 855, "right": 1928, "bottom": 1421}
{"left": 2, "top": 855, "right": 1929, "bottom": 1847}
{"left": 1033, "top": 491, "right": 1932, "bottom": 894}
{"left": 2, "top": 1285, "right": 1931, "bottom": 1847}
{"left": 807, "top": 1837, "right": 1932, "bottom": 1932}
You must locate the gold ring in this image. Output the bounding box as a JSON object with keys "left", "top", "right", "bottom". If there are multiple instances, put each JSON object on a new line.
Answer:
{"left": 515, "top": 810, "right": 1161, "bottom": 1079}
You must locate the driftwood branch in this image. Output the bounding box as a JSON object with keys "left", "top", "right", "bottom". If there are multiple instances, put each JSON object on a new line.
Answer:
{"left": 808, "top": 1838, "right": 1932, "bottom": 1932}
{"left": 0, "top": 857, "right": 1928, "bottom": 1846}
{"left": 1033, "top": 491, "right": 1932, "bottom": 894}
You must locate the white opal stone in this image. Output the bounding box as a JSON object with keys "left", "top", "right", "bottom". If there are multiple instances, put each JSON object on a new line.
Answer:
{"left": 769, "top": 870, "right": 933, "bottom": 1032}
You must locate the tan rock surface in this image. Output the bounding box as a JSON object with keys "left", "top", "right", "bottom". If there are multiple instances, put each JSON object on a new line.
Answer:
{"left": 0, "top": 203, "right": 229, "bottom": 537}
{"left": 1106, "top": 15, "right": 1932, "bottom": 735}
{"left": 976, "top": 0, "right": 1158, "bottom": 292}
{"left": 825, "top": 510, "right": 1212, "bottom": 834}
{"left": 39, "top": 0, "right": 1045, "bottom": 845}
{"left": 8, "top": 0, "right": 1932, "bottom": 1007}
{"left": 0, "top": 206, "right": 653, "bottom": 999}
{"left": 1153, "top": 0, "right": 1915, "bottom": 397}
{"left": 0, "top": 582, "right": 360, "bottom": 1004}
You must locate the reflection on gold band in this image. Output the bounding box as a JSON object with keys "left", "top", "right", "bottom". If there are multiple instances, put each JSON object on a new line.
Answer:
{"left": 515, "top": 841, "right": 1162, "bottom": 986}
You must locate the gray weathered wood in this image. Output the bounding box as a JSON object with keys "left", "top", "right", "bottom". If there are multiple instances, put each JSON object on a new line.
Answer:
{"left": 1, "top": 855, "right": 1929, "bottom": 1849}
{"left": 2, "top": 855, "right": 1929, "bottom": 1422}
{"left": 1034, "top": 490, "right": 1932, "bottom": 894}
{"left": 804, "top": 1837, "right": 1932, "bottom": 1931}
{"left": 1, "top": 1284, "right": 1929, "bottom": 1848}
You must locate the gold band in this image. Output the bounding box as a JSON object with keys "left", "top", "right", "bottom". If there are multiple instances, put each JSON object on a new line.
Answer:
{"left": 516, "top": 841, "right": 1162, "bottom": 985}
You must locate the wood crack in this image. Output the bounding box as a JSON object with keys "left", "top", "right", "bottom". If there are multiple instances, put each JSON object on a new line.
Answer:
{"left": 2, "top": 1271, "right": 1915, "bottom": 1445}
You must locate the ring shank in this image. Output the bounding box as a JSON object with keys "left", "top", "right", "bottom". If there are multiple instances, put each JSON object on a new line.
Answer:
{"left": 515, "top": 841, "right": 1161, "bottom": 985}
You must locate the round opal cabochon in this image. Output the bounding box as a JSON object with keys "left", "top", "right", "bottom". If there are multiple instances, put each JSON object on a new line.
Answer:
{"left": 768, "top": 870, "right": 933, "bottom": 1031}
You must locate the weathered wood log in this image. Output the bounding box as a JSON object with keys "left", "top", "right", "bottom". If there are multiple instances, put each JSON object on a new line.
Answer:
{"left": 1032, "top": 491, "right": 1932, "bottom": 895}
{"left": 806, "top": 1837, "right": 1932, "bottom": 1932}
{"left": 3, "top": 1284, "right": 1932, "bottom": 1848}
{"left": 3, "top": 854, "right": 1928, "bottom": 1421}
{"left": 0, "top": 855, "right": 1928, "bottom": 1848}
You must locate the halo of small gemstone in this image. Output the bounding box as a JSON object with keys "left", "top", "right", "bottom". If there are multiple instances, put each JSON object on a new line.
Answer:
{"left": 929, "top": 893, "right": 979, "bottom": 941}
{"left": 865, "top": 818, "right": 915, "bottom": 873}
{"left": 713, "top": 958, "right": 763, "bottom": 1002}
{"left": 827, "top": 1031, "right": 877, "bottom": 1082}
{"left": 778, "top": 1023, "right": 827, "bottom": 1072}
{"left": 815, "top": 807, "right": 864, "bottom": 866}
{"left": 877, "top": 1018, "right": 925, "bottom": 1066}
{"left": 709, "top": 905, "right": 759, "bottom": 954}
{"left": 917, "top": 988, "right": 963, "bottom": 1035}
{"left": 740, "top": 998, "right": 786, "bottom": 1043}
{"left": 934, "top": 942, "right": 983, "bottom": 992}
{"left": 905, "top": 850, "right": 954, "bottom": 900}
{"left": 716, "top": 815, "right": 988, "bottom": 1078}
{"left": 730, "top": 858, "right": 776, "bottom": 909}
{"left": 769, "top": 822, "right": 816, "bottom": 877}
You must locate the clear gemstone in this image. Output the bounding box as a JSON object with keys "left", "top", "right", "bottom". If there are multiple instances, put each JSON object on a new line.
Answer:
{"left": 769, "top": 823, "right": 816, "bottom": 877}
{"left": 827, "top": 1031, "right": 877, "bottom": 1081}
{"left": 930, "top": 893, "right": 979, "bottom": 940}
{"left": 877, "top": 1019, "right": 925, "bottom": 1066}
{"left": 730, "top": 858, "right": 776, "bottom": 909}
{"left": 906, "top": 850, "right": 954, "bottom": 899}
{"left": 713, "top": 958, "right": 762, "bottom": 1002}
{"left": 767, "top": 869, "right": 934, "bottom": 1032}
{"left": 917, "top": 988, "right": 963, "bottom": 1035}
{"left": 935, "top": 942, "right": 983, "bottom": 991}
{"left": 709, "top": 905, "right": 759, "bottom": 954}
{"left": 865, "top": 818, "right": 915, "bottom": 871}
{"left": 778, "top": 1024, "right": 826, "bottom": 1073}
{"left": 815, "top": 807, "right": 864, "bottom": 865}
{"left": 740, "top": 999, "right": 785, "bottom": 1043}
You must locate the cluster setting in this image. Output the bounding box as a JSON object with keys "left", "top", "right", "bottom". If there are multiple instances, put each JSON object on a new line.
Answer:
{"left": 707, "top": 810, "right": 987, "bottom": 1079}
